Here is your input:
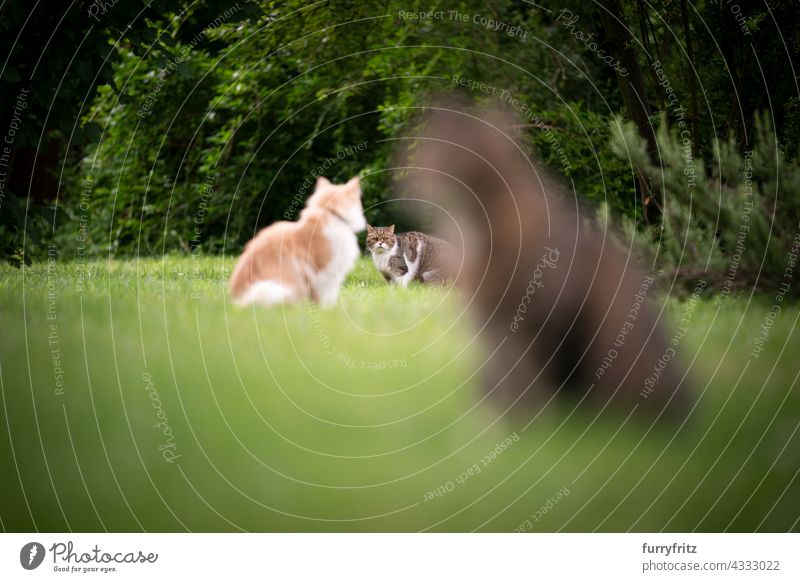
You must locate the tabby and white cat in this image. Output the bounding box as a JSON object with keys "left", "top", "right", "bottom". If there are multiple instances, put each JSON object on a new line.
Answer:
{"left": 230, "top": 176, "right": 366, "bottom": 306}
{"left": 366, "top": 225, "right": 453, "bottom": 286}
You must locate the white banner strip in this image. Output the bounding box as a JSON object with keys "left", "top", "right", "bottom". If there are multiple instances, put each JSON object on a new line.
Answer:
{"left": 1, "top": 533, "right": 797, "bottom": 581}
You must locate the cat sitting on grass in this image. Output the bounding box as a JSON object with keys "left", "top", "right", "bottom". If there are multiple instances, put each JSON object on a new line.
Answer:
{"left": 229, "top": 176, "right": 366, "bottom": 307}
{"left": 366, "top": 224, "right": 454, "bottom": 286}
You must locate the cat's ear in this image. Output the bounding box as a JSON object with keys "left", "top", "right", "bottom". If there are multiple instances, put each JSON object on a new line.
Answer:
{"left": 366, "top": 224, "right": 374, "bottom": 234}
{"left": 347, "top": 176, "right": 361, "bottom": 194}
{"left": 388, "top": 224, "right": 395, "bottom": 234}
{"left": 316, "top": 176, "right": 331, "bottom": 189}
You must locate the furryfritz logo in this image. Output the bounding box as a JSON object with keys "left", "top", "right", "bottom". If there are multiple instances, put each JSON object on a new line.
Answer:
{"left": 20, "top": 542, "right": 46, "bottom": 570}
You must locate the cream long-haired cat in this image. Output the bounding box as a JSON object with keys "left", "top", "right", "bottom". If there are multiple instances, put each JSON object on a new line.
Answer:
{"left": 229, "top": 176, "right": 366, "bottom": 307}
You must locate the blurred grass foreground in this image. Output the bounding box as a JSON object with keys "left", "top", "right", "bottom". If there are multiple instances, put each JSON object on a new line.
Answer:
{"left": 1, "top": 256, "right": 799, "bottom": 532}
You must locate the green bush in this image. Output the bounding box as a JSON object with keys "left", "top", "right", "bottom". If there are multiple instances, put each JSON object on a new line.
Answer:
{"left": 612, "top": 113, "right": 800, "bottom": 295}
{"left": 54, "top": 0, "right": 631, "bottom": 258}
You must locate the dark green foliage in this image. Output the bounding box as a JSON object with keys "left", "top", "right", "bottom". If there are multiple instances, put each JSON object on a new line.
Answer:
{"left": 613, "top": 113, "right": 800, "bottom": 295}
{"left": 3, "top": 0, "right": 799, "bottom": 299}
{"left": 54, "top": 0, "right": 637, "bottom": 257}
{"left": 0, "top": 0, "right": 198, "bottom": 261}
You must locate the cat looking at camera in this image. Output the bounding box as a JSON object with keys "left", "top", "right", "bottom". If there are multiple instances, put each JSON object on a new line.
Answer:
{"left": 366, "top": 225, "right": 454, "bottom": 286}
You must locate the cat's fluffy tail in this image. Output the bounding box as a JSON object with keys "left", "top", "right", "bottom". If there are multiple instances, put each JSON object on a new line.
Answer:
{"left": 235, "top": 280, "right": 295, "bottom": 306}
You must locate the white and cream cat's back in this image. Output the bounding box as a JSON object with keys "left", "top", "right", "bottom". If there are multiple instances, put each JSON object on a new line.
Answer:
{"left": 228, "top": 219, "right": 302, "bottom": 305}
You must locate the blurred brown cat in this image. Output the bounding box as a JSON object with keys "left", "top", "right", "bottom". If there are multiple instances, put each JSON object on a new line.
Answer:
{"left": 398, "top": 103, "right": 688, "bottom": 418}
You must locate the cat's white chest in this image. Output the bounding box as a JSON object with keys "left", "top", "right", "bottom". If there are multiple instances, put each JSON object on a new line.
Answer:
{"left": 312, "top": 221, "right": 359, "bottom": 306}
{"left": 370, "top": 243, "right": 398, "bottom": 272}
{"left": 326, "top": 224, "right": 359, "bottom": 270}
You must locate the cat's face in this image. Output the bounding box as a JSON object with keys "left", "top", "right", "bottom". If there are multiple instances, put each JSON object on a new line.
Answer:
{"left": 366, "top": 225, "right": 396, "bottom": 253}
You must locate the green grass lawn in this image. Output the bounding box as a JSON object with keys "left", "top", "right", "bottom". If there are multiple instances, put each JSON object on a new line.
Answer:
{"left": 1, "top": 256, "right": 799, "bottom": 532}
